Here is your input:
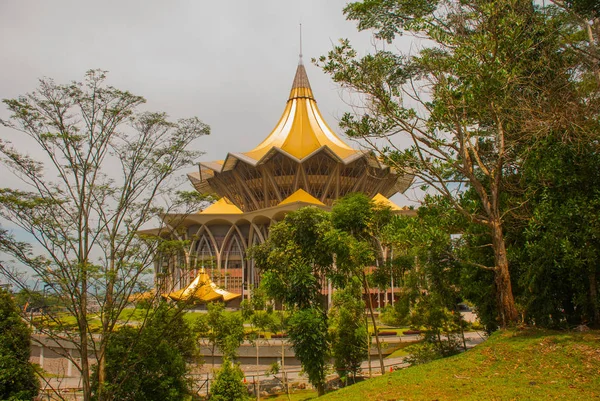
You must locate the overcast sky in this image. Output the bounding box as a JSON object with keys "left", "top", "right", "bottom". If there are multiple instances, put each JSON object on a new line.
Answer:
{"left": 0, "top": 1, "right": 418, "bottom": 205}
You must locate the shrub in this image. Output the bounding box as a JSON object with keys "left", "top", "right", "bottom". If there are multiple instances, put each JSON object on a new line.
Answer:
{"left": 404, "top": 342, "right": 442, "bottom": 366}
{"left": 0, "top": 289, "right": 39, "bottom": 401}
{"left": 91, "top": 302, "right": 196, "bottom": 401}
{"left": 210, "top": 359, "right": 249, "bottom": 401}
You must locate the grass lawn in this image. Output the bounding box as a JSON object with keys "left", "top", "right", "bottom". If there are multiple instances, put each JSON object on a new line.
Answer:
{"left": 316, "top": 329, "right": 600, "bottom": 400}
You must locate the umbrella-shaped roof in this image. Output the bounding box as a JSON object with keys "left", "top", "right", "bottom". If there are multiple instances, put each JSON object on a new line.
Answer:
{"left": 167, "top": 269, "right": 241, "bottom": 303}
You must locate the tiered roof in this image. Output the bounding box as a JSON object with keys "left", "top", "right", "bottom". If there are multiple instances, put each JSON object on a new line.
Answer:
{"left": 186, "top": 59, "right": 413, "bottom": 211}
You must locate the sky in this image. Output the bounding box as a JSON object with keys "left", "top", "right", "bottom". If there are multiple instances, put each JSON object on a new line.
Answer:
{"left": 0, "top": 1, "right": 419, "bottom": 208}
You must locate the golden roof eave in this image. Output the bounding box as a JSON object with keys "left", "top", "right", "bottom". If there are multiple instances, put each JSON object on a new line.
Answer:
{"left": 206, "top": 146, "right": 370, "bottom": 174}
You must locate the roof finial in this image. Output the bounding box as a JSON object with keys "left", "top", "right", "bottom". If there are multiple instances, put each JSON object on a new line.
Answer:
{"left": 299, "top": 23, "right": 303, "bottom": 65}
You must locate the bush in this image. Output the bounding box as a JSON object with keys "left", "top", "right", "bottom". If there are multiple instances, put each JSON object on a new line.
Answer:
{"left": 380, "top": 305, "right": 405, "bottom": 326}
{"left": 210, "top": 359, "right": 249, "bottom": 401}
{"left": 404, "top": 342, "right": 442, "bottom": 366}
{"left": 0, "top": 289, "right": 39, "bottom": 401}
{"left": 91, "top": 302, "right": 197, "bottom": 401}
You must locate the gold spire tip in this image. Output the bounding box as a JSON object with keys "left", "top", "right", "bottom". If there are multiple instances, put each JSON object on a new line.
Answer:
{"left": 299, "top": 23, "right": 303, "bottom": 65}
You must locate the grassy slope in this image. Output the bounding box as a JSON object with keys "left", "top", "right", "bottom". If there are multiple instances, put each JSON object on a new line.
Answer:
{"left": 318, "top": 329, "right": 600, "bottom": 401}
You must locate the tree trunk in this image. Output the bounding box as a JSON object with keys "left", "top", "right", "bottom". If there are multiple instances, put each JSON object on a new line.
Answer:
{"left": 490, "top": 220, "right": 519, "bottom": 327}
{"left": 256, "top": 339, "right": 260, "bottom": 401}
{"left": 365, "top": 312, "right": 372, "bottom": 378}
{"left": 317, "top": 383, "right": 325, "bottom": 397}
{"left": 79, "top": 282, "right": 91, "bottom": 401}
{"left": 585, "top": 20, "right": 600, "bottom": 87}
{"left": 362, "top": 272, "right": 385, "bottom": 375}
{"left": 457, "top": 306, "right": 467, "bottom": 351}
{"left": 97, "top": 345, "right": 106, "bottom": 401}
{"left": 98, "top": 255, "right": 117, "bottom": 401}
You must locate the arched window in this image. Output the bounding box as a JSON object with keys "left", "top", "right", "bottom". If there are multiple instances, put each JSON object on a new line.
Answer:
{"left": 223, "top": 234, "right": 244, "bottom": 293}
{"left": 193, "top": 234, "right": 216, "bottom": 279}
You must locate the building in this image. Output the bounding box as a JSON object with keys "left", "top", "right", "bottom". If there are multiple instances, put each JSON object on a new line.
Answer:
{"left": 152, "top": 58, "right": 414, "bottom": 304}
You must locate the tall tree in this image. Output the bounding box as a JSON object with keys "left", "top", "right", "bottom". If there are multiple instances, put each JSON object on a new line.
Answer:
{"left": 329, "top": 193, "right": 391, "bottom": 374}
{"left": 0, "top": 289, "right": 39, "bottom": 401}
{"left": 0, "top": 70, "right": 209, "bottom": 400}
{"left": 251, "top": 207, "right": 333, "bottom": 396}
{"left": 319, "top": 0, "right": 583, "bottom": 326}
{"left": 328, "top": 279, "right": 368, "bottom": 385}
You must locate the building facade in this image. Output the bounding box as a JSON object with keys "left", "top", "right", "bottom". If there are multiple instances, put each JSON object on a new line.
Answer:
{"left": 152, "top": 60, "right": 414, "bottom": 302}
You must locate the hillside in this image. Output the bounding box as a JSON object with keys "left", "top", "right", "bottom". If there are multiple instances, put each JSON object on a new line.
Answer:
{"left": 318, "top": 329, "right": 600, "bottom": 401}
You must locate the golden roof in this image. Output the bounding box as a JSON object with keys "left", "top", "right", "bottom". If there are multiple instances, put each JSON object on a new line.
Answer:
{"left": 278, "top": 188, "right": 325, "bottom": 206}
{"left": 168, "top": 269, "right": 241, "bottom": 303}
{"left": 243, "top": 63, "right": 358, "bottom": 161}
{"left": 200, "top": 197, "right": 243, "bottom": 214}
{"left": 372, "top": 193, "right": 405, "bottom": 211}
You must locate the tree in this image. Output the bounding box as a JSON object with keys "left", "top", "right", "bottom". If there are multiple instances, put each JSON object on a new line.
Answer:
{"left": 209, "top": 358, "right": 249, "bottom": 401}
{"left": 511, "top": 136, "right": 600, "bottom": 327}
{"left": 329, "top": 193, "right": 393, "bottom": 375}
{"left": 382, "top": 208, "right": 468, "bottom": 351}
{"left": 240, "top": 288, "right": 279, "bottom": 399}
{"left": 194, "top": 302, "right": 245, "bottom": 367}
{"left": 328, "top": 279, "right": 368, "bottom": 385}
{"left": 287, "top": 308, "right": 330, "bottom": 396}
{"left": 0, "top": 289, "right": 39, "bottom": 401}
{"left": 319, "top": 0, "right": 586, "bottom": 326}
{"left": 91, "top": 302, "right": 197, "bottom": 401}
{"left": 251, "top": 207, "right": 333, "bottom": 396}
{"left": 0, "top": 70, "right": 209, "bottom": 401}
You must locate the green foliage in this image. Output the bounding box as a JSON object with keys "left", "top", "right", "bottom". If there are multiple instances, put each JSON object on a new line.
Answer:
{"left": 251, "top": 207, "right": 334, "bottom": 309}
{"left": 403, "top": 342, "right": 443, "bottom": 366}
{"left": 329, "top": 281, "right": 368, "bottom": 383}
{"left": 511, "top": 137, "right": 600, "bottom": 327}
{"left": 318, "top": 0, "right": 600, "bottom": 327}
{"left": 0, "top": 289, "right": 39, "bottom": 401}
{"left": 194, "top": 302, "right": 245, "bottom": 361}
{"left": 209, "top": 359, "right": 249, "bottom": 401}
{"left": 91, "top": 302, "right": 197, "bottom": 401}
{"left": 564, "top": 0, "right": 600, "bottom": 18}
{"left": 288, "top": 308, "right": 330, "bottom": 396}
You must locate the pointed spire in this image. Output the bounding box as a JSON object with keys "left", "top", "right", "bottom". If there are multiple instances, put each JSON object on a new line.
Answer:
{"left": 291, "top": 64, "right": 311, "bottom": 91}
{"left": 290, "top": 25, "right": 313, "bottom": 101}
{"left": 299, "top": 23, "right": 303, "bottom": 65}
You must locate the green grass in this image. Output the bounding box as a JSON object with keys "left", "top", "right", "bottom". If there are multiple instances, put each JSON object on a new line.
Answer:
{"left": 317, "top": 329, "right": 600, "bottom": 401}
{"left": 385, "top": 340, "right": 422, "bottom": 358}
{"left": 262, "top": 390, "right": 318, "bottom": 400}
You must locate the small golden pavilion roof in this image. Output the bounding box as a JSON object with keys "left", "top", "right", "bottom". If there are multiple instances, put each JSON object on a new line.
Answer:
{"left": 167, "top": 268, "right": 241, "bottom": 303}
{"left": 200, "top": 197, "right": 243, "bottom": 214}
{"left": 278, "top": 189, "right": 325, "bottom": 206}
